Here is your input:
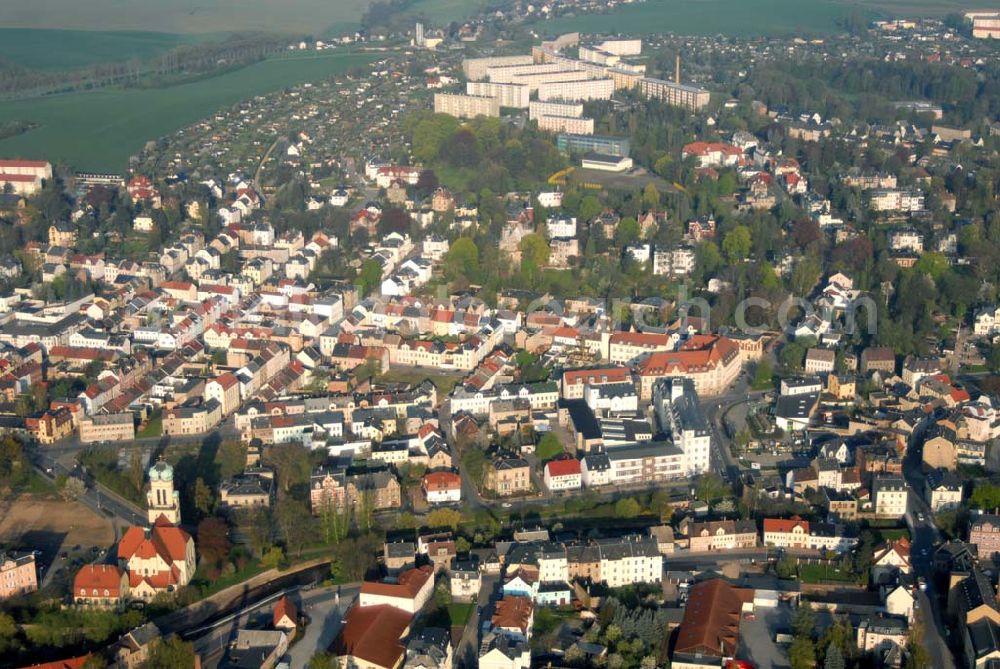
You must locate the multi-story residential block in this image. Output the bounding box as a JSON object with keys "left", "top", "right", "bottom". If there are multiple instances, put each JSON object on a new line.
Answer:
{"left": 433, "top": 93, "right": 500, "bottom": 119}
{"left": 970, "top": 515, "right": 1000, "bottom": 558}
{"left": 466, "top": 81, "right": 529, "bottom": 108}
{"left": 639, "top": 77, "right": 710, "bottom": 110}
{"left": 653, "top": 377, "right": 711, "bottom": 475}
{"left": 0, "top": 553, "right": 37, "bottom": 600}
{"left": 462, "top": 55, "right": 534, "bottom": 80}
{"left": 484, "top": 457, "right": 532, "bottom": 496}
{"left": 872, "top": 476, "right": 909, "bottom": 517}
{"left": 536, "top": 78, "right": 614, "bottom": 101}
{"left": 310, "top": 468, "right": 402, "bottom": 514}
{"left": 79, "top": 413, "right": 135, "bottom": 444}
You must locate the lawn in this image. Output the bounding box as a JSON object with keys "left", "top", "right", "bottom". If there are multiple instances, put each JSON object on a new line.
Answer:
{"left": 536, "top": 434, "right": 565, "bottom": 460}
{"left": 379, "top": 369, "right": 465, "bottom": 397}
{"left": 0, "top": 51, "right": 377, "bottom": 173}
{"left": 137, "top": 410, "right": 162, "bottom": 438}
{"left": 0, "top": 0, "right": 377, "bottom": 35}
{"left": 798, "top": 562, "right": 855, "bottom": 584}
{"left": 447, "top": 602, "right": 475, "bottom": 626}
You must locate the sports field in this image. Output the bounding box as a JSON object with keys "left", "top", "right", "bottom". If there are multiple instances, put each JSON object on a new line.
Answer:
{"left": 0, "top": 51, "right": 376, "bottom": 173}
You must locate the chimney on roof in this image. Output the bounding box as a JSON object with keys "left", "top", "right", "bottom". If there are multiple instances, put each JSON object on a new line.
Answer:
{"left": 675, "top": 54, "right": 681, "bottom": 85}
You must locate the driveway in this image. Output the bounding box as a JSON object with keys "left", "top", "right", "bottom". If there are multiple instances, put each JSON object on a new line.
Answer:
{"left": 285, "top": 585, "right": 359, "bottom": 668}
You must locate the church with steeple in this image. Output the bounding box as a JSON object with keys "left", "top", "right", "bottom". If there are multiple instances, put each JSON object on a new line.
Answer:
{"left": 146, "top": 458, "right": 181, "bottom": 525}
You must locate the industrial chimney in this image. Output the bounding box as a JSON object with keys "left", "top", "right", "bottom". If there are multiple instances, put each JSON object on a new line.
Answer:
{"left": 675, "top": 54, "right": 680, "bottom": 84}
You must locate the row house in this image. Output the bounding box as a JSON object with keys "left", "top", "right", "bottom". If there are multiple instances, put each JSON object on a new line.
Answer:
{"left": 685, "top": 519, "right": 758, "bottom": 552}
{"left": 762, "top": 517, "right": 857, "bottom": 552}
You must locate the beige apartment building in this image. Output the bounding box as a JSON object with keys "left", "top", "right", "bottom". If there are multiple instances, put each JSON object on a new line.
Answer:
{"left": 79, "top": 413, "right": 136, "bottom": 443}
{"left": 537, "top": 78, "right": 615, "bottom": 101}
{"left": 433, "top": 93, "right": 500, "bottom": 119}
{"left": 466, "top": 81, "right": 530, "bottom": 108}
{"left": 462, "top": 54, "right": 534, "bottom": 80}
{"left": 638, "top": 77, "right": 710, "bottom": 110}
{"left": 0, "top": 553, "right": 37, "bottom": 600}
{"left": 484, "top": 457, "right": 532, "bottom": 497}
{"left": 529, "top": 100, "right": 584, "bottom": 119}
{"left": 535, "top": 115, "right": 595, "bottom": 135}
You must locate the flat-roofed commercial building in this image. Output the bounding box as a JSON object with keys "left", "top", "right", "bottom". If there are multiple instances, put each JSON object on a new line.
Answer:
{"left": 538, "top": 78, "right": 614, "bottom": 101}
{"left": 466, "top": 81, "right": 529, "bottom": 108}
{"left": 557, "top": 133, "right": 630, "bottom": 157}
{"left": 536, "top": 115, "right": 595, "bottom": 135}
{"left": 639, "top": 77, "right": 710, "bottom": 110}
{"left": 433, "top": 93, "right": 500, "bottom": 119}
{"left": 581, "top": 153, "right": 633, "bottom": 172}
{"left": 529, "top": 100, "right": 583, "bottom": 119}
{"left": 463, "top": 54, "right": 533, "bottom": 80}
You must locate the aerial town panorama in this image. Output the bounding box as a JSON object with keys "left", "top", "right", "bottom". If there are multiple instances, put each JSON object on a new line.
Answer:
{"left": 0, "top": 1, "right": 999, "bottom": 668}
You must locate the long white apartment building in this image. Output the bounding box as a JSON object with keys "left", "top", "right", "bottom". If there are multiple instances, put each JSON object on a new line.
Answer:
{"left": 538, "top": 78, "right": 614, "bottom": 102}
{"left": 529, "top": 100, "right": 583, "bottom": 119}
{"left": 638, "top": 77, "right": 710, "bottom": 110}
{"left": 578, "top": 46, "right": 621, "bottom": 66}
{"left": 485, "top": 63, "right": 572, "bottom": 84}
{"left": 596, "top": 39, "right": 642, "bottom": 55}
{"left": 463, "top": 54, "right": 534, "bottom": 80}
{"left": 433, "top": 93, "right": 500, "bottom": 119}
{"left": 535, "top": 115, "right": 594, "bottom": 135}
{"left": 511, "top": 71, "right": 595, "bottom": 93}
{"left": 466, "top": 81, "right": 529, "bottom": 108}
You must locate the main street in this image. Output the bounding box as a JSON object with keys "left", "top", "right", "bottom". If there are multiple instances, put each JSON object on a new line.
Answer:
{"left": 900, "top": 414, "right": 956, "bottom": 669}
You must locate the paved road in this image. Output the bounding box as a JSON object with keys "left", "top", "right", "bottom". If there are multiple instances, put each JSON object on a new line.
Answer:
{"left": 286, "top": 585, "right": 358, "bottom": 667}
{"left": 191, "top": 584, "right": 359, "bottom": 669}
{"left": 32, "top": 451, "right": 146, "bottom": 528}
{"left": 900, "top": 415, "right": 957, "bottom": 669}
{"left": 454, "top": 575, "right": 497, "bottom": 669}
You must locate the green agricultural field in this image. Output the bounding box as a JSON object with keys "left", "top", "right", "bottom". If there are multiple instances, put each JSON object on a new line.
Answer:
{"left": 0, "top": 51, "right": 377, "bottom": 173}
{"left": 0, "top": 29, "right": 208, "bottom": 70}
{"left": 536, "top": 0, "right": 860, "bottom": 37}
{"left": 406, "top": 0, "right": 490, "bottom": 24}
{"left": 0, "top": 0, "right": 376, "bottom": 35}
{"left": 535, "top": 0, "right": 974, "bottom": 37}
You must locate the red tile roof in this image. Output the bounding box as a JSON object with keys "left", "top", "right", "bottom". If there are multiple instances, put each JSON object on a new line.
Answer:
{"left": 763, "top": 517, "right": 809, "bottom": 534}
{"left": 333, "top": 604, "right": 410, "bottom": 669}
{"left": 18, "top": 658, "right": 90, "bottom": 669}
{"left": 73, "top": 565, "right": 125, "bottom": 598}
{"left": 545, "top": 459, "right": 581, "bottom": 477}
{"left": 118, "top": 520, "right": 191, "bottom": 564}
{"left": 0, "top": 159, "right": 48, "bottom": 169}
{"left": 492, "top": 595, "right": 534, "bottom": 634}
{"left": 674, "top": 579, "right": 754, "bottom": 657}
{"left": 360, "top": 565, "right": 432, "bottom": 600}
{"left": 423, "top": 471, "right": 461, "bottom": 492}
